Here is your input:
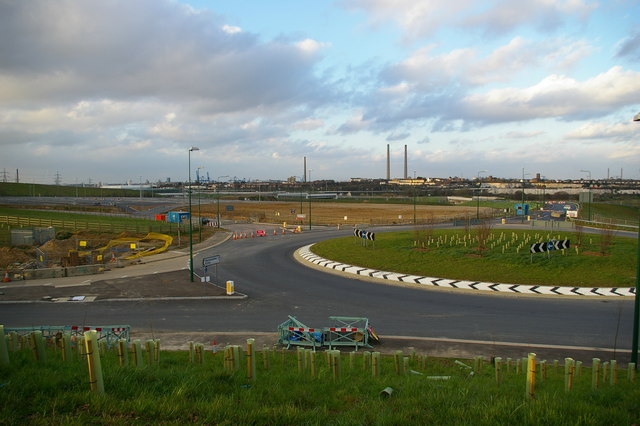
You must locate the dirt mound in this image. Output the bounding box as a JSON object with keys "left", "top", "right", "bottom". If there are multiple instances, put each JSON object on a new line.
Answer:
{"left": 0, "top": 247, "right": 34, "bottom": 269}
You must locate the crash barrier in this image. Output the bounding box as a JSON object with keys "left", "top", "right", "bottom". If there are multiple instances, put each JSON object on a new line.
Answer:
{"left": 4, "top": 325, "right": 130, "bottom": 347}
{"left": 278, "top": 315, "right": 378, "bottom": 350}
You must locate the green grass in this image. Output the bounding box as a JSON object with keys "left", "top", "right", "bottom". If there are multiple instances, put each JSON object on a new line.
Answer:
{"left": 582, "top": 202, "right": 640, "bottom": 223}
{"left": 312, "top": 229, "right": 638, "bottom": 287}
{"left": 0, "top": 207, "right": 157, "bottom": 226}
{"left": 0, "top": 182, "right": 151, "bottom": 198}
{"left": 1, "top": 344, "right": 638, "bottom": 424}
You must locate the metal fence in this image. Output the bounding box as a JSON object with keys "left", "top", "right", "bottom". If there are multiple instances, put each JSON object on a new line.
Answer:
{"left": 0, "top": 215, "right": 175, "bottom": 234}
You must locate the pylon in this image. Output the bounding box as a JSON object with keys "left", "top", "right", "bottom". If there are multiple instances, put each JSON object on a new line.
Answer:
{"left": 3, "top": 270, "right": 10, "bottom": 283}
{"left": 273, "top": 229, "right": 277, "bottom": 235}
{"left": 250, "top": 232, "right": 255, "bottom": 238}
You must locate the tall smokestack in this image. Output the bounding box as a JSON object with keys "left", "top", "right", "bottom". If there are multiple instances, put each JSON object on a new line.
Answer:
{"left": 404, "top": 145, "right": 407, "bottom": 179}
{"left": 386, "top": 144, "right": 390, "bottom": 180}
{"left": 303, "top": 157, "right": 307, "bottom": 183}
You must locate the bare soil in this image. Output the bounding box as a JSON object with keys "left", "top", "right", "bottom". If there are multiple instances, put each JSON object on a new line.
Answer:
{"left": 200, "top": 201, "right": 480, "bottom": 226}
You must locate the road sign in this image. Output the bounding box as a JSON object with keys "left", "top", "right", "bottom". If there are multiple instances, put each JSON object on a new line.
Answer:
{"left": 203, "top": 255, "right": 220, "bottom": 267}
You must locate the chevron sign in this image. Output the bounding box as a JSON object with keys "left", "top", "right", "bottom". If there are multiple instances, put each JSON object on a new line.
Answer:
{"left": 530, "top": 239, "right": 570, "bottom": 253}
{"left": 354, "top": 228, "right": 375, "bottom": 241}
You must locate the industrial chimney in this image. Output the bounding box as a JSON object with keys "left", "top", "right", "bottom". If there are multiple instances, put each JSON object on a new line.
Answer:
{"left": 404, "top": 145, "right": 408, "bottom": 179}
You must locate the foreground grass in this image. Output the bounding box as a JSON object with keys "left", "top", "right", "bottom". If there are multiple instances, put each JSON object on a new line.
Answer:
{"left": 312, "top": 229, "right": 637, "bottom": 287}
{"left": 1, "top": 346, "right": 638, "bottom": 424}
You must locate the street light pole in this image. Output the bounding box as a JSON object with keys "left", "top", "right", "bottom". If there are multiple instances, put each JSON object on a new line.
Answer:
{"left": 188, "top": 147, "right": 199, "bottom": 282}
{"left": 580, "top": 169, "right": 592, "bottom": 222}
{"left": 196, "top": 167, "right": 204, "bottom": 242}
{"left": 631, "top": 112, "right": 640, "bottom": 368}
{"left": 308, "top": 169, "right": 312, "bottom": 230}
{"left": 476, "top": 170, "right": 487, "bottom": 220}
{"left": 217, "top": 175, "right": 228, "bottom": 229}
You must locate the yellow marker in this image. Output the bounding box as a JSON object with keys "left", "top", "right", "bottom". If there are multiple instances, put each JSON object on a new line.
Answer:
{"left": 79, "top": 241, "right": 87, "bottom": 247}
{"left": 130, "top": 243, "right": 137, "bottom": 249}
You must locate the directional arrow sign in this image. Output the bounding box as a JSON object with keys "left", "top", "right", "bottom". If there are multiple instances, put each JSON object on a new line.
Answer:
{"left": 202, "top": 255, "right": 220, "bottom": 267}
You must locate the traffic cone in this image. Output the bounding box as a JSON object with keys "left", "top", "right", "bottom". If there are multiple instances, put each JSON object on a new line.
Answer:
{"left": 273, "top": 229, "right": 277, "bottom": 235}
{"left": 250, "top": 232, "right": 255, "bottom": 238}
{"left": 3, "top": 271, "right": 10, "bottom": 283}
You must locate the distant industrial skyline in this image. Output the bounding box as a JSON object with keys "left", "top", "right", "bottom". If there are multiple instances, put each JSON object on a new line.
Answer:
{"left": 1, "top": 1, "right": 639, "bottom": 184}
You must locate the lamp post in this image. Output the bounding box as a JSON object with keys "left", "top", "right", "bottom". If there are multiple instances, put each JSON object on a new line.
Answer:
{"left": 580, "top": 169, "right": 592, "bottom": 222}
{"left": 196, "top": 167, "right": 204, "bottom": 242}
{"left": 631, "top": 112, "right": 640, "bottom": 368}
{"left": 217, "top": 175, "right": 228, "bottom": 228}
{"left": 308, "top": 169, "right": 312, "bottom": 230}
{"left": 188, "top": 147, "right": 199, "bottom": 282}
{"left": 476, "top": 170, "right": 487, "bottom": 220}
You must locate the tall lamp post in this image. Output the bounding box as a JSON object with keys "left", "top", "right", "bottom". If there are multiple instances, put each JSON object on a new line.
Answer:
{"left": 580, "top": 169, "right": 592, "bottom": 222}
{"left": 217, "top": 175, "right": 228, "bottom": 229}
{"left": 188, "top": 146, "right": 199, "bottom": 282}
{"left": 308, "top": 169, "right": 312, "bottom": 230}
{"left": 196, "top": 167, "right": 204, "bottom": 242}
{"left": 476, "top": 170, "right": 487, "bottom": 220}
{"left": 631, "top": 112, "right": 640, "bottom": 368}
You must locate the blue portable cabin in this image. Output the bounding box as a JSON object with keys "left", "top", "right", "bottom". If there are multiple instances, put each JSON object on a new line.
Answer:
{"left": 514, "top": 203, "right": 529, "bottom": 216}
{"left": 167, "top": 211, "right": 190, "bottom": 223}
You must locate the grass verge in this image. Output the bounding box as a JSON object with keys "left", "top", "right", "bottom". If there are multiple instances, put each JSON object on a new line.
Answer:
{"left": 1, "top": 344, "right": 638, "bottom": 424}
{"left": 312, "top": 229, "right": 637, "bottom": 287}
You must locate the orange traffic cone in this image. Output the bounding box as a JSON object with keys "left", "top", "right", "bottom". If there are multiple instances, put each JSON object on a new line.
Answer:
{"left": 3, "top": 271, "right": 10, "bottom": 282}
{"left": 273, "top": 229, "right": 277, "bottom": 235}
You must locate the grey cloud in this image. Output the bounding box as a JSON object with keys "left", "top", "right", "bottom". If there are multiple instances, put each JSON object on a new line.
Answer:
{"left": 0, "top": 0, "right": 330, "bottom": 111}
{"left": 385, "top": 132, "right": 410, "bottom": 141}
{"left": 616, "top": 32, "right": 640, "bottom": 61}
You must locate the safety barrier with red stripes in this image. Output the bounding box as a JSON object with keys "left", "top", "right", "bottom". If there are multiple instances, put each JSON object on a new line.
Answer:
{"left": 278, "top": 315, "right": 375, "bottom": 350}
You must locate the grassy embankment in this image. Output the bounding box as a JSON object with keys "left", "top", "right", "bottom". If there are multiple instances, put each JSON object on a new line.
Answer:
{"left": 312, "top": 229, "right": 637, "bottom": 287}
{"left": 1, "top": 342, "right": 638, "bottom": 424}
{"left": 0, "top": 207, "right": 215, "bottom": 249}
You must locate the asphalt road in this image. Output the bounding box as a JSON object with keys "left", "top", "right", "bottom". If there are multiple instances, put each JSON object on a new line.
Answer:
{"left": 1, "top": 225, "right": 634, "bottom": 355}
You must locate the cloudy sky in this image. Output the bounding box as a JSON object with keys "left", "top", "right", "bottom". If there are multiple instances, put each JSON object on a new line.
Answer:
{"left": 1, "top": 0, "right": 639, "bottom": 185}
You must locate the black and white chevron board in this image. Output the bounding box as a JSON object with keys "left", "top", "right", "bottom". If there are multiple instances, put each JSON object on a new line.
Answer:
{"left": 297, "top": 244, "right": 634, "bottom": 297}
{"left": 353, "top": 228, "right": 375, "bottom": 241}
{"left": 530, "top": 239, "right": 570, "bottom": 253}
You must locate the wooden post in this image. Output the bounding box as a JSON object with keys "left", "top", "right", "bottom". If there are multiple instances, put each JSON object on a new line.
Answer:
{"left": 0, "top": 326, "right": 9, "bottom": 365}
{"left": 188, "top": 341, "right": 195, "bottom": 363}
{"left": 145, "top": 340, "right": 154, "bottom": 366}
{"left": 363, "top": 351, "right": 371, "bottom": 370}
{"left": 372, "top": 352, "right": 380, "bottom": 377}
{"left": 331, "top": 350, "right": 341, "bottom": 380}
{"left": 297, "top": 347, "right": 303, "bottom": 373}
{"left": 494, "top": 357, "right": 502, "bottom": 384}
{"left": 262, "top": 345, "right": 270, "bottom": 370}
{"left": 232, "top": 345, "right": 240, "bottom": 370}
{"left": 61, "top": 334, "right": 72, "bottom": 362}
{"left": 610, "top": 360, "right": 617, "bottom": 385}
{"left": 30, "top": 331, "right": 46, "bottom": 363}
{"left": 602, "top": 361, "right": 609, "bottom": 384}
{"left": 310, "top": 350, "right": 317, "bottom": 378}
{"left": 403, "top": 357, "right": 409, "bottom": 375}
{"left": 592, "top": 358, "right": 600, "bottom": 389}
{"left": 246, "top": 338, "right": 256, "bottom": 381}
{"left": 132, "top": 340, "right": 143, "bottom": 367}
{"left": 540, "top": 360, "right": 547, "bottom": 382}
{"left": 84, "top": 330, "right": 105, "bottom": 395}
{"left": 564, "top": 358, "right": 574, "bottom": 392}
{"left": 628, "top": 363, "right": 636, "bottom": 383}
{"left": 394, "top": 351, "right": 403, "bottom": 375}
{"left": 117, "top": 339, "right": 128, "bottom": 367}
{"left": 526, "top": 353, "right": 536, "bottom": 399}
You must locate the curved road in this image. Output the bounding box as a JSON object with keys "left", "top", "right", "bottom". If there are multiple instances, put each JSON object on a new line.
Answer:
{"left": 1, "top": 225, "right": 634, "bottom": 354}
